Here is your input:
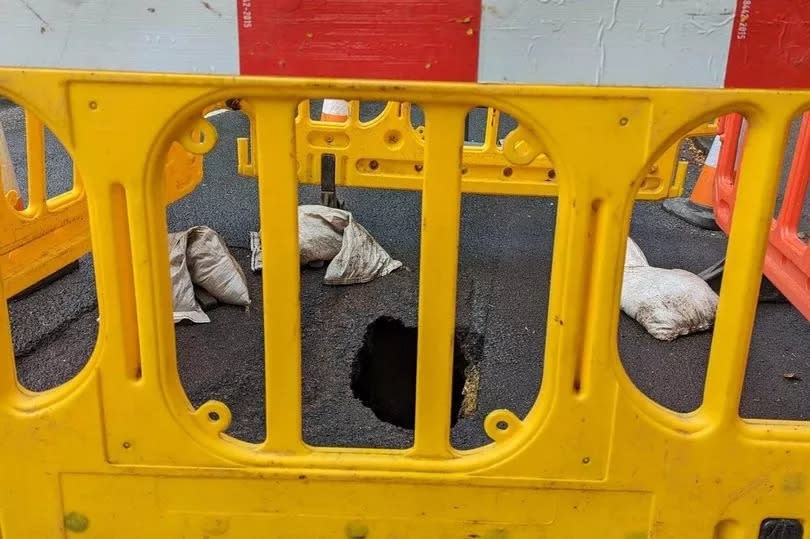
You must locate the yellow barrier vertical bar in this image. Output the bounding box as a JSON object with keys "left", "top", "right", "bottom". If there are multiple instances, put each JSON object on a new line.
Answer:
{"left": 483, "top": 108, "right": 500, "bottom": 150}
{"left": 411, "top": 104, "right": 467, "bottom": 458}
{"left": 702, "top": 110, "right": 792, "bottom": 428}
{"left": 253, "top": 98, "right": 305, "bottom": 454}
{"left": 0, "top": 285, "right": 16, "bottom": 396}
{"left": 24, "top": 111, "right": 46, "bottom": 214}
{"left": 71, "top": 161, "right": 82, "bottom": 190}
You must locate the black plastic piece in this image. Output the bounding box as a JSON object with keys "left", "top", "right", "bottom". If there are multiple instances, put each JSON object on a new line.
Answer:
{"left": 759, "top": 518, "right": 803, "bottom": 539}
{"left": 319, "top": 153, "right": 344, "bottom": 209}
{"left": 697, "top": 257, "right": 788, "bottom": 303}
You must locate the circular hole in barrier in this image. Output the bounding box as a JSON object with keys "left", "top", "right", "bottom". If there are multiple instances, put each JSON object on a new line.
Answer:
{"left": 88, "top": 100, "right": 97, "bottom": 110}
{"left": 547, "top": 169, "right": 556, "bottom": 180}
{"left": 619, "top": 117, "right": 629, "bottom": 126}
{"left": 384, "top": 130, "right": 401, "bottom": 146}
{"left": 496, "top": 420, "right": 509, "bottom": 431}
{"left": 414, "top": 163, "right": 423, "bottom": 172}
{"left": 502, "top": 167, "right": 513, "bottom": 178}
{"left": 369, "top": 160, "right": 379, "bottom": 171}
{"left": 208, "top": 411, "right": 220, "bottom": 422}
{"left": 582, "top": 456, "right": 591, "bottom": 464}
{"left": 461, "top": 167, "right": 468, "bottom": 175}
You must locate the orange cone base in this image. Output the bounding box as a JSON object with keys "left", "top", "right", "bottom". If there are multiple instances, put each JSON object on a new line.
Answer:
{"left": 662, "top": 197, "right": 720, "bottom": 230}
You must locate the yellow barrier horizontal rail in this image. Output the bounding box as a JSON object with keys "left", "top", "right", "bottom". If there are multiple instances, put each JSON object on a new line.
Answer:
{"left": 236, "top": 100, "right": 717, "bottom": 200}
{"left": 0, "top": 69, "right": 806, "bottom": 537}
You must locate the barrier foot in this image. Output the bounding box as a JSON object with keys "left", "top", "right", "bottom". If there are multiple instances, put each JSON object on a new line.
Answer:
{"left": 698, "top": 257, "right": 787, "bottom": 303}
{"left": 9, "top": 260, "right": 80, "bottom": 302}
{"left": 320, "top": 153, "right": 345, "bottom": 210}
{"left": 662, "top": 197, "right": 719, "bottom": 230}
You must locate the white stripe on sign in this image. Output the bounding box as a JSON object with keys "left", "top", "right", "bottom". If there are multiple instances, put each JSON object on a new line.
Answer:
{"left": 478, "top": 0, "right": 736, "bottom": 87}
{"left": 0, "top": 0, "right": 238, "bottom": 75}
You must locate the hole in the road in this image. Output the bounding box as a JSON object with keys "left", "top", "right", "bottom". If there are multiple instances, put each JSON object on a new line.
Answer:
{"left": 300, "top": 99, "right": 423, "bottom": 449}
{"left": 168, "top": 103, "right": 265, "bottom": 444}
{"left": 350, "top": 316, "right": 471, "bottom": 430}
{"left": 298, "top": 183, "right": 419, "bottom": 449}
{"left": 740, "top": 109, "right": 810, "bottom": 421}
{"left": 0, "top": 95, "right": 98, "bottom": 392}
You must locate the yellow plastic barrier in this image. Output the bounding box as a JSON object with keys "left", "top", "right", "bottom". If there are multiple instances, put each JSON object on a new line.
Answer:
{"left": 0, "top": 69, "right": 806, "bottom": 537}
{"left": 0, "top": 105, "right": 205, "bottom": 298}
{"left": 238, "top": 100, "right": 715, "bottom": 200}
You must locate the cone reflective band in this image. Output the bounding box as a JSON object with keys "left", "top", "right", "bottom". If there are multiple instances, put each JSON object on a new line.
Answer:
{"left": 321, "top": 99, "right": 349, "bottom": 123}
{"left": 2, "top": 1, "right": 810, "bottom": 89}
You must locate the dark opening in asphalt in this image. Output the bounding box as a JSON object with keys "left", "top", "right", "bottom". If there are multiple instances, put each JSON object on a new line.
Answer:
{"left": 350, "top": 316, "right": 470, "bottom": 430}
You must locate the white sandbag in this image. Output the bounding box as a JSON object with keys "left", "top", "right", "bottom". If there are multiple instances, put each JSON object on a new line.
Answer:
{"left": 168, "top": 232, "right": 209, "bottom": 324}
{"left": 186, "top": 226, "right": 250, "bottom": 306}
{"left": 624, "top": 236, "right": 649, "bottom": 267}
{"left": 298, "top": 206, "right": 344, "bottom": 265}
{"left": 621, "top": 238, "right": 718, "bottom": 341}
{"left": 250, "top": 205, "right": 402, "bottom": 285}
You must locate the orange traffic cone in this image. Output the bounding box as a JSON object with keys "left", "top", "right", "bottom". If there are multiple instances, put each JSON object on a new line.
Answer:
{"left": 320, "top": 99, "right": 349, "bottom": 122}
{"left": 0, "top": 119, "right": 24, "bottom": 211}
{"left": 662, "top": 135, "right": 720, "bottom": 230}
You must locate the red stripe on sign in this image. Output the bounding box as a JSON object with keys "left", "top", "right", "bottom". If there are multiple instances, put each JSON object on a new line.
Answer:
{"left": 237, "top": 0, "right": 481, "bottom": 81}
{"left": 725, "top": 0, "right": 810, "bottom": 89}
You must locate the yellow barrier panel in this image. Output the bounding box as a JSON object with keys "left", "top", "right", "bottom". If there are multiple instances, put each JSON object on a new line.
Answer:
{"left": 0, "top": 111, "right": 90, "bottom": 298}
{"left": 0, "top": 69, "right": 806, "bottom": 537}
{"left": 238, "top": 100, "right": 715, "bottom": 200}
{"left": 0, "top": 104, "right": 204, "bottom": 298}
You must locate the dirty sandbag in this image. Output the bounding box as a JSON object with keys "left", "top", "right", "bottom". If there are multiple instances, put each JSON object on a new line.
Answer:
{"left": 168, "top": 232, "right": 210, "bottom": 324}
{"left": 298, "top": 206, "right": 345, "bottom": 265}
{"left": 186, "top": 226, "right": 250, "bottom": 306}
{"left": 250, "top": 205, "right": 402, "bottom": 285}
{"left": 325, "top": 217, "right": 401, "bottom": 285}
{"left": 621, "top": 238, "right": 718, "bottom": 341}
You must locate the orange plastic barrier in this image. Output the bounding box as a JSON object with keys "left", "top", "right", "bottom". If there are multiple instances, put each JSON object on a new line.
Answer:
{"left": 714, "top": 113, "right": 810, "bottom": 320}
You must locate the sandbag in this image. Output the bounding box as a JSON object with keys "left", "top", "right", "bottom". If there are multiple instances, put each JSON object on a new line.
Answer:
{"left": 186, "top": 226, "right": 250, "bottom": 306}
{"left": 168, "top": 232, "right": 209, "bottom": 324}
{"left": 250, "top": 205, "right": 402, "bottom": 285}
{"left": 621, "top": 238, "right": 718, "bottom": 341}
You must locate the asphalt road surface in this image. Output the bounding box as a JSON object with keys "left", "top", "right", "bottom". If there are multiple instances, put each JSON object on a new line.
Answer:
{"left": 3, "top": 98, "right": 809, "bottom": 450}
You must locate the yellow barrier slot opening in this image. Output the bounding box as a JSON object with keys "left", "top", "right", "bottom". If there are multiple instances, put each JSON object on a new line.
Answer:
{"left": 167, "top": 104, "right": 266, "bottom": 444}
{"left": 617, "top": 116, "right": 730, "bottom": 416}
{"left": 449, "top": 104, "right": 553, "bottom": 450}
{"left": 0, "top": 95, "right": 98, "bottom": 393}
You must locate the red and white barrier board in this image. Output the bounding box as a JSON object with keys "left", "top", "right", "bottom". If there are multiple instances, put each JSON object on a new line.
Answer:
{"left": 1, "top": 0, "right": 808, "bottom": 88}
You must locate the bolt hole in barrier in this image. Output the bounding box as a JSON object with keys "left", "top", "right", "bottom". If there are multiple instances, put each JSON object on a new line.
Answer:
{"left": 0, "top": 95, "right": 97, "bottom": 392}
